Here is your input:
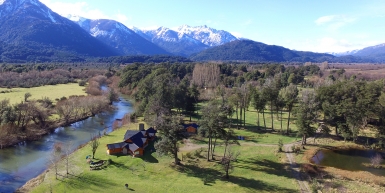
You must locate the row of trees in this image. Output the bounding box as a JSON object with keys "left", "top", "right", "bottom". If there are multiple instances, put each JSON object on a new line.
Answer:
{"left": 0, "top": 74, "right": 117, "bottom": 147}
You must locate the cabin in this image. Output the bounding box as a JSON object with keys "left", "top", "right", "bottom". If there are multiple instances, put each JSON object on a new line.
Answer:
{"left": 146, "top": 127, "right": 157, "bottom": 140}
{"left": 183, "top": 123, "right": 199, "bottom": 133}
{"left": 106, "top": 126, "right": 156, "bottom": 157}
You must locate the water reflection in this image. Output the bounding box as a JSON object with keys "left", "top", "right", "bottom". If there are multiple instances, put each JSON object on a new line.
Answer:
{"left": 312, "top": 148, "right": 385, "bottom": 176}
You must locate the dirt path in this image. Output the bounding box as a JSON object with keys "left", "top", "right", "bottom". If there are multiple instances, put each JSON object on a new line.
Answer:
{"left": 284, "top": 143, "right": 311, "bottom": 193}
{"left": 179, "top": 139, "right": 206, "bottom": 152}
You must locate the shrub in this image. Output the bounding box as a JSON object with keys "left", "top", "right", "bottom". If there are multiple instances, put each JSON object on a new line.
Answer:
{"left": 186, "top": 152, "right": 193, "bottom": 159}
{"left": 78, "top": 80, "right": 87, "bottom": 86}
{"left": 278, "top": 139, "right": 283, "bottom": 152}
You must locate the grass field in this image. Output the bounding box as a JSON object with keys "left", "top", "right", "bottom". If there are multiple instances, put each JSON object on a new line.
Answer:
{"left": 188, "top": 102, "right": 299, "bottom": 145}
{"left": 0, "top": 83, "right": 87, "bottom": 104}
{"left": 28, "top": 122, "right": 298, "bottom": 193}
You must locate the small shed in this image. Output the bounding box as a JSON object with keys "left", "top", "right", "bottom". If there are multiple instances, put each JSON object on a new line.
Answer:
{"left": 183, "top": 123, "right": 199, "bottom": 133}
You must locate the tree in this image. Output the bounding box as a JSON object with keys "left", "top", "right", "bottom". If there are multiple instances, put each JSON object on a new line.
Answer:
{"left": 295, "top": 90, "right": 318, "bottom": 145}
{"left": 252, "top": 87, "right": 267, "bottom": 129}
{"left": 221, "top": 145, "right": 240, "bottom": 179}
{"left": 199, "top": 100, "right": 229, "bottom": 161}
{"left": 50, "top": 142, "right": 63, "bottom": 180}
{"left": 24, "top": 92, "right": 32, "bottom": 102}
{"left": 192, "top": 63, "right": 220, "bottom": 88}
{"left": 89, "top": 133, "right": 100, "bottom": 159}
{"left": 281, "top": 84, "right": 299, "bottom": 134}
{"left": 63, "top": 141, "right": 74, "bottom": 177}
{"left": 154, "top": 115, "right": 185, "bottom": 164}
{"left": 106, "top": 88, "right": 119, "bottom": 105}
{"left": 262, "top": 78, "right": 279, "bottom": 131}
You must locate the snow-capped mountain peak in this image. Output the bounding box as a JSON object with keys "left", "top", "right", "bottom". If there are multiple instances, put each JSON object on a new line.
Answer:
{"left": 328, "top": 49, "right": 359, "bottom": 56}
{"left": 370, "top": 43, "right": 385, "bottom": 49}
{"left": 131, "top": 24, "right": 238, "bottom": 56}
{"left": 0, "top": 0, "right": 61, "bottom": 23}
{"left": 174, "top": 24, "right": 238, "bottom": 46}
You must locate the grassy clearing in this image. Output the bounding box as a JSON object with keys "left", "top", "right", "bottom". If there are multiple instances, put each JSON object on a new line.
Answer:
{"left": 0, "top": 83, "right": 87, "bottom": 104}
{"left": 29, "top": 122, "right": 298, "bottom": 193}
{"left": 188, "top": 102, "right": 299, "bottom": 145}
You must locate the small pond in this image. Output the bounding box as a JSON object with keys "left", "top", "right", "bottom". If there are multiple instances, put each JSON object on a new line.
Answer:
{"left": 311, "top": 147, "right": 385, "bottom": 176}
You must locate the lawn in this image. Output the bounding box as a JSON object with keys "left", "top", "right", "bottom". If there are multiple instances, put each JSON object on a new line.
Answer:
{"left": 29, "top": 122, "right": 299, "bottom": 193}
{"left": 0, "top": 83, "right": 87, "bottom": 104}
{"left": 188, "top": 101, "right": 299, "bottom": 145}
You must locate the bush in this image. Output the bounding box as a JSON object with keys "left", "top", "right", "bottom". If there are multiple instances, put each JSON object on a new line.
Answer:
{"left": 310, "top": 178, "right": 321, "bottom": 193}
{"left": 278, "top": 139, "right": 283, "bottom": 152}
{"left": 185, "top": 152, "right": 193, "bottom": 159}
{"left": 78, "top": 80, "right": 87, "bottom": 86}
{"left": 291, "top": 145, "right": 300, "bottom": 154}
{"left": 194, "top": 148, "right": 203, "bottom": 157}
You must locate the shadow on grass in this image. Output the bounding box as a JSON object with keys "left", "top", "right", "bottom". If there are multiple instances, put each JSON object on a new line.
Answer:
{"left": 62, "top": 173, "right": 119, "bottom": 191}
{"left": 174, "top": 162, "right": 297, "bottom": 192}
{"left": 236, "top": 158, "right": 292, "bottom": 178}
{"left": 140, "top": 141, "right": 159, "bottom": 163}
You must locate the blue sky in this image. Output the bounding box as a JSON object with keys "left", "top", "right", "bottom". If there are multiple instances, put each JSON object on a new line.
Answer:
{"left": 40, "top": 0, "right": 385, "bottom": 53}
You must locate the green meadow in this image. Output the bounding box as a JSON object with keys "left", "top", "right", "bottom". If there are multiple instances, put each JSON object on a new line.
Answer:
{"left": 0, "top": 83, "right": 87, "bottom": 104}
{"left": 29, "top": 122, "right": 298, "bottom": 193}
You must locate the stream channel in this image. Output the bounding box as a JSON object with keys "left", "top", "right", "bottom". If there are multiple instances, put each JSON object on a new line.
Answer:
{"left": 0, "top": 94, "right": 133, "bottom": 192}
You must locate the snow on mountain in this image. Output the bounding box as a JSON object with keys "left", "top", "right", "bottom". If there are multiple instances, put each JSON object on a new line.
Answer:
{"left": 0, "top": 0, "right": 119, "bottom": 60}
{"left": 353, "top": 43, "right": 385, "bottom": 57}
{"left": 176, "top": 25, "right": 238, "bottom": 46}
{"left": 131, "top": 25, "right": 238, "bottom": 56}
{"left": 0, "top": 0, "right": 61, "bottom": 23}
{"left": 68, "top": 16, "right": 169, "bottom": 55}
{"left": 135, "top": 25, "right": 239, "bottom": 47}
{"left": 328, "top": 49, "right": 359, "bottom": 56}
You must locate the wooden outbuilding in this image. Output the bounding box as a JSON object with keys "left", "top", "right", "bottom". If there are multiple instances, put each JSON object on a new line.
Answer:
{"left": 106, "top": 142, "right": 126, "bottom": 155}
{"left": 183, "top": 123, "right": 199, "bottom": 133}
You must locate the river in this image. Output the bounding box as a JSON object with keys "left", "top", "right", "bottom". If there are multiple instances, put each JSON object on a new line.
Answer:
{"left": 0, "top": 96, "right": 133, "bottom": 193}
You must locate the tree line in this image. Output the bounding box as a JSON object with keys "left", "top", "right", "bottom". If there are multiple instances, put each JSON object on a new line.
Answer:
{"left": 0, "top": 75, "right": 118, "bottom": 148}
{"left": 115, "top": 62, "right": 385, "bottom": 180}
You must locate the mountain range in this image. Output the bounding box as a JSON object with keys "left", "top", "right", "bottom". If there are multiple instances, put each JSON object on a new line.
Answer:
{"left": 67, "top": 15, "right": 170, "bottom": 56}
{"left": 0, "top": 0, "right": 384, "bottom": 63}
{"left": 132, "top": 25, "right": 238, "bottom": 56}
{"left": 0, "top": 0, "right": 118, "bottom": 62}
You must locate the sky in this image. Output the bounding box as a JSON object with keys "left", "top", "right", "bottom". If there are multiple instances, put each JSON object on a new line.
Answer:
{"left": 39, "top": 0, "right": 385, "bottom": 53}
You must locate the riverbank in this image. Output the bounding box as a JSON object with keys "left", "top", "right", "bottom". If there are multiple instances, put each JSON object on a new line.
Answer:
{"left": 0, "top": 106, "right": 114, "bottom": 149}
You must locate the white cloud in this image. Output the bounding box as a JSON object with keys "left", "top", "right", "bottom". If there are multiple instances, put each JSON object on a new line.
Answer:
{"left": 40, "top": 0, "right": 130, "bottom": 25}
{"left": 315, "top": 15, "right": 337, "bottom": 25}
{"left": 288, "top": 37, "right": 385, "bottom": 53}
{"left": 241, "top": 19, "right": 252, "bottom": 26}
{"left": 40, "top": 0, "right": 107, "bottom": 19}
{"left": 315, "top": 15, "right": 356, "bottom": 31}
{"left": 230, "top": 31, "right": 243, "bottom": 38}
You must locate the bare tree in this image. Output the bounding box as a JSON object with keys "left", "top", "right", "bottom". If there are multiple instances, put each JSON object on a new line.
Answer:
{"left": 50, "top": 142, "right": 63, "bottom": 180}
{"left": 63, "top": 141, "right": 74, "bottom": 177}
{"left": 192, "top": 63, "right": 220, "bottom": 88}
{"left": 371, "top": 153, "right": 383, "bottom": 168}
{"left": 89, "top": 134, "right": 100, "bottom": 159}
{"left": 221, "top": 145, "right": 240, "bottom": 179}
